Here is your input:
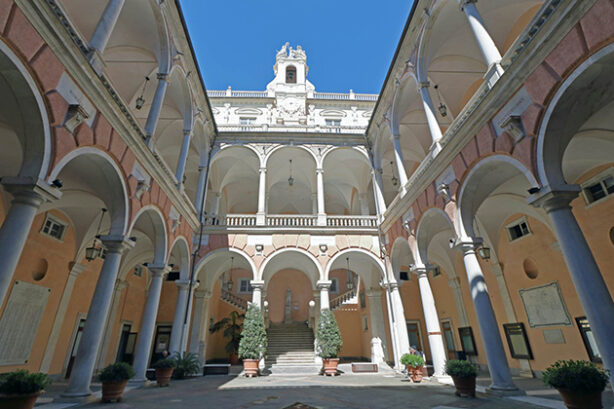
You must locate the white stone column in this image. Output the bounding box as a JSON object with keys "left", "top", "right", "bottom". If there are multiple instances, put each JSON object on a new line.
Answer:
{"left": 456, "top": 238, "right": 516, "bottom": 391}
{"left": 132, "top": 265, "right": 169, "bottom": 382}
{"left": 144, "top": 73, "right": 169, "bottom": 146}
{"left": 448, "top": 277, "right": 469, "bottom": 327}
{"left": 256, "top": 167, "right": 267, "bottom": 225}
{"left": 195, "top": 164, "right": 208, "bottom": 216}
{"left": 188, "top": 289, "right": 211, "bottom": 362}
{"left": 382, "top": 281, "right": 401, "bottom": 368}
{"left": 359, "top": 193, "right": 370, "bottom": 216}
{"left": 40, "top": 263, "right": 85, "bottom": 373}
{"left": 317, "top": 280, "right": 331, "bottom": 310}
{"left": 316, "top": 167, "right": 326, "bottom": 226}
{"left": 371, "top": 168, "right": 387, "bottom": 217}
{"left": 366, "top": 289, "right": 390, "bottom": 361}
{"left": 415, "top": 267, "right": 447, "bottom": 377}
{"left": 250, "top": 280, "right": 265, "bottom": 308}
{"left": 391, "top": 134, "right": 409, "bottom": 194}
{"left": 530, "top": 188, "right": 614, "bottom": 390}
{"left": 87, "top": 0, "right": 125, "bottom": 75}
{"left": 181, "top": 282, "right": 198, "bottom": 353}
{"left": 417, "top": 82, "right": 444, "bottom": 150}
{"left": 311, "top": 193, "right": 318, "bottom": 215}
{"left": 169, "top": 279, "right": 190, "bottom": 355}
{"left": 388, "top": 282, "right": 411, "bottom": 365}
{"left": 459, "top": 0, "right": 503, "bottom": 83}
{"left": 63, "top": 236, "right": 133, "bottom": 397}
{"left": 95, "top": 279, "right": 128, "bottom": 370}
{"left": 0, "top": 178, "right": 60, "bottom": 309}
{"left": 175, "top": 130, "right": 192, "bottom": 187}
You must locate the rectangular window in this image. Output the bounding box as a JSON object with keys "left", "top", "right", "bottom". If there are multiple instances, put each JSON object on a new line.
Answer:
{"left": 133, "top": 265, "right": 143, "bottom": 277}
{"left": 406, "top": 321, "right": 423, "bottom": 351}
{"left": 582, "top": 174, "right": 614, "bottom": 204}
{"left": 458, "top": 326, "right": 478, "bottom": 356}
{"left": 399, "top": 271, "right": 410, "bottom": 281}
{"left": 506, "top": 218, "right": 530, "bottom": 241}
{"left": 576, "top": 316, "right": 602, "bottom": 363}
{"left": 441, "top": 320, "right": 456, "bottom": 355}
{"left": 330, "top": 278, "right": 338, "bottom": 294}
{"left": 239, "top": 117, "right": 256, "bottom": 125}
{"left": 41, "top": 215, "right": 67, "bottom": 241}
{"left": 503, "top": 322, "right": 533, "bottom": 360}
{"left": 238, "top": 278, "right": 253, "bottom": 294}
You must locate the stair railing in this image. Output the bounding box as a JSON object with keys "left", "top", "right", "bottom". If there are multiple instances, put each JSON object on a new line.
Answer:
{"left": 330, "top": 288, "right": 357, "bottom": 310}
{"left": 221, "top": 288, "right": 248, "bottom": 311}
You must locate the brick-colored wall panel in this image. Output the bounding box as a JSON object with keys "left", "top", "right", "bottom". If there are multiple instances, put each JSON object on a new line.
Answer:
{"left": 546, "top": 25, "right": 588, "bottom": 77}
{"left": 579, "top": 0, "right": 614, "bottom": 51}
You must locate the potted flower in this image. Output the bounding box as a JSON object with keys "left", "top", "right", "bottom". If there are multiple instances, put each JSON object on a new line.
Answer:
{"left": 152, "top": 357, "right": 176, "bottom": 387}
{"left": 542, "top": 360, "right": 609, "bottom": 409}
{"left": 98, "top": 362, "right": 135, "bottom": 403}
{"left": 238, "top": 303, "right": 268, "bottom": 377}
{"left": 401, "top": 353, "right": 425, "bottom": 383}
{"left": 0, "top": 370, "right": 50, "bottom": 409}
{"left": 445, "top": 359, "right": 477, "bottom": 398}
{"left": 316, "top": 309, "right": 343, "bottom": 376}
{"left": 172, "top": 352, "right": 200, "bottom": 379}
{"left": 209, "top": 311, "right": 245, "bottom": 365}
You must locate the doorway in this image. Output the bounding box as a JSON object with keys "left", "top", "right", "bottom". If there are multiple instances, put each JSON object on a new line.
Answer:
{"left": 116, "top": 323, "right": 137, "bottom": 364}
{"left": 65, "top": 318, "right": 86, "bottom": 379}
{"left": 150, "top": 325, "right": 172, "bottom": 365}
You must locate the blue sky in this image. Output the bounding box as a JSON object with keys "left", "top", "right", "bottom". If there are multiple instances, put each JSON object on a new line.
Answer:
{"left": 178, "top": 1, "right": 414, "bottom": 94}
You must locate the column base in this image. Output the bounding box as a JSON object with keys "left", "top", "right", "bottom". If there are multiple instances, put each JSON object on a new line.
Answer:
{"left": 60, "top": 389, "right": 93, "bottom": 398}
{"left": 485, "top": 385, "right": 524, "bottom": 396}
{"left": 484, "top": 62, "right": 504, "bottom": 88}
{"left": 432, "top": 374, "right": 453, "bottom": 385}
{"left": 317, "top": 213, "right": 327, "bottom": 226}
{"left": 256, "top": 213, "right": 266, "bottom": 226}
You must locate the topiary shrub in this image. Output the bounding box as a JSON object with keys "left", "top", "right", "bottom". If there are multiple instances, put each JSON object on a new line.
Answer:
{"left": 98, "top": 362, "right": 135, "bottom": 383}
{"left": 172, "top": 352, "right": 200, "bottom": 379}
{"left": 445, "top": 359, "right": 477, "bottom": 378}
{"left": 152, "top": 357, "right": 176, "bottom": 369}
{"left": 0, "top": 370, "right": 50, "bottom": 395}
{"left": 316, "top": 309, "right": 343, "bottom": 359}
{"left": 401, "top": 353, "right": 425, "bottom": 367}
{"left": 238, "top": 303, "right": 267, "bottom": 360}
{"left": 543, "top": 360, "right": 609, "bottom": 393}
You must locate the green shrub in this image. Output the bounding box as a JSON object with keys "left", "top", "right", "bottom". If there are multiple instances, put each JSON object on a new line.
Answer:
{"left": 445, "top": 359, "right": 477, "bottom": 378}
{"left": 152, "top": 357, "right": 176, "bottom": 369}
{"left": 98, "top": 362, "right": 135, "bottom": 383}
{"left": 401, "top": 353, "right": 425, "bottom": 367}
{"left": 543, "top": 360, "right": 609, "bottom": 393}
{"left": 209, "top": 311, "right": 245, "bottom": 357}
{"left": 316, "top": 309, "right": 343, "bottom": 359}
{"left": 172, "top": 352, "right": 200, "bottom": 379}
{"left": 238, "top": 304, "right": 268, "bottom": 360}
{"left": 0, "top": 370, "right": 50, "bottom": 395}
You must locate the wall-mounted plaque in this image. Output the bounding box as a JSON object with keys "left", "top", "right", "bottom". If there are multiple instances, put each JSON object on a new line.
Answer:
{"left": 519, "top": 282, "right": 571, "bottom": 328}
{"left": 503, "top": 323, "right": 533, "bottom": 360}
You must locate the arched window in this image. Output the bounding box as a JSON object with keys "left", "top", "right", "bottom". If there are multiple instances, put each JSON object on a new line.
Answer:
{"left": 286, "top": 65, "right": 296, "bottom": 84}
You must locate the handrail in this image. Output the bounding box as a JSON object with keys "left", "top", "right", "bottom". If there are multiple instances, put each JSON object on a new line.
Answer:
{"left": 203, "top": 214, "right": 378, "bottom": 229}
{"left": 221, "top": 289, "right": 248, "bottom": 311}
{"left": 330, "top": 289, "right": 357, "bottom": 310}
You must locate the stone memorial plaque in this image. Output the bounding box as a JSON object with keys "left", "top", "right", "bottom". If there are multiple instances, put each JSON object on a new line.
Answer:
{"left": 519, "top": 282, "right": 571, "bottom": 328}
{"left": 0, "top": 281, "right": 50, "bottom": 365}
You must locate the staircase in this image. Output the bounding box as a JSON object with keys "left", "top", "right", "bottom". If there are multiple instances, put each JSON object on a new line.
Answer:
{"left": 266, "top": 323, "right": 320, "bottom": 375}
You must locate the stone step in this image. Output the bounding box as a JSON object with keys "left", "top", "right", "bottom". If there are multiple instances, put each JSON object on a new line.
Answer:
{"left": 267, "top": 364, "right": 321, "bottom": 375}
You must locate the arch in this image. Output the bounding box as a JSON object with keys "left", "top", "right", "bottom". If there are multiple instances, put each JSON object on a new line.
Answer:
{"left": 167, "top": 64, "right": 195, "bottom": 131}
{"left": 325, "top": 248, "right": 385, "bottom": 289}
{"left": 0, "top": 39, "right": 51, "bottom": 180}
{"left": 537, "top": 43, "right": 614, "bottom": 188}
{"left": 264, "top": 144, "right": 317, "bottom": 168}
{"left": 168, "top": 235, "right": 191, "bottom": 280}
{"left": 127, "top": 205, "right": 168, "bottom": 266}
{"left": 457, "top": 154, "right": 540, "bottom": 239}
{"left": 259, "top": 248, "right": 323, "bottom": 289}
{"left": 322, "top": 147, "right": 373, "bottom": 215}
{"left": 390, "top": 237, "right": 414, "bottom": 283}
{"left": 48, "top": 147, "right": 130, "bottom": 236}
{"left": 194, "top": 247, "right": 257, "bottom": 291}
{"left": 415, "top": 207, "right": 459, "bottom": 278}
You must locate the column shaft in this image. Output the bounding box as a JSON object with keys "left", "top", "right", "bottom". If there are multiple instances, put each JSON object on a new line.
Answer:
{"left": 417, "top": 271, "right": 447, "bottom": 377}
{"left": 317, "top": 281, "right": 331, "bottom": 310}
{"left": 144, "top": 74, "right": 169, "bottom": 145}
{"left": 418, "top": 83, "right": 444, "bottom": 147}
{"left": 256, "top": 168, "right": 266, "bottom": 225}
{"left": 195, "top": 164, "right": 207, "bottom": 216}
{"left": 389, "top": 285, "right": 410, "bottom": 361}
{"left": 175, "top": 130, "right": 192, "bottom": 186}
{"left": 189, "top": 291, "right": 211, "bottom": 360}
{"left": 371, "top": 169, "right": 387, "bottom": 216}
{"left": 366, "top": 291, "right": 389, "bottom": 361}
{"left": 460, "top": 0, "right": 502, "bottom": 68}
{"left": 89, "top": 0, "right": 125, "bottom": 55}
{"left": 391, "top": 135, "right": 409, "bottom": 192}
{"left": 169, "top": 280, "right": 189, "bottom": 354}
{"left": 316, "top": 168, "right": 326, "bottom": 225}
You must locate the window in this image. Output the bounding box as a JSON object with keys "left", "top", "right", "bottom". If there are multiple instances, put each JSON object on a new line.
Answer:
{"left": 238, "top": 278, "right": 253, "bottom": 294}
{"left": 41, "top": 215, "right": 67, "bottom": 241}
{"left": 503, "top": 323, "right": 533, "bottom": 360}
{"left": 330, "top": 278, "right": 338, "bottom": 294}
{"left": 399, "top": 271, "right": 410, "bottom": 281}
{"left": 576, "top": 316, "right": 602, "bottom": 363}
{"left": 458, "top": 326, "right": 478, "bottom": 356}
{"left": 133, "top": 265, "right": 144, "bottom": 277}
{"left": 325, "top": 119, "right": 341, "bottom": 127}
{"left": 406, "top": 321, "right": 423, "bottom": 351}
{"left": 441, "top": 320, "right": 456, "bottom": 359}
{"left": 362, "top": 315, "right": 368, "bottom": 331}
{"left": 431, "top": 265, "right": 441, "bottom": 277}
{"left": 285, "top": 65, "right": 296, "bottom": 83}
{"left": 506, "top": 218, "right": 531, "bottom": 241}
{"left": 582, "top": 174, "right": 614, "bottom": 204}
{"left": 239, "top": 117, "right": 256, "bottom": 125}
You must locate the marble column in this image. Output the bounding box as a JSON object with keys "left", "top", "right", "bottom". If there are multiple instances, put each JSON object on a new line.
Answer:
{"left": 144, "top": 73, "right": 169, "bottom": 146}
{"left": 388, "top": 282, "right": 411, "bottom": 366}
{"left": 195, "top": 163, "right": 208, "bottom": 217}
{"left": 456, "top": 238, "right": 516, "bottom": 391}
{"left": 371, "top": 168, "right": 387, "bottom": 218}
{"left": 359, "top": 192, "right": 370, "bottom": 216}
{"left": 96, "top": 279, "right": 128, "bottom": 370}
{"left": 63, "top": 236, "right": 133, "bottom": 397}
{"left": 447, "top": 277, "right": 469, "bottom": 327}
{"left": 256, "top": 167, "right": 267, "bottom": 225}
{"left": 40, "top": 263, "right": 85, "bottom": 373}
{"left": 181, "top": 282, "right": 198, "bottom": 353}
{"left": 414, "top": 266, "right": 447, "bottom": 377}
{"left": 417, "top": 82, "right": 444, "bottom": 150}
{"left": 530, "top": 188, "right": 614, "bottom": 390}
{"left": 316, "top": 167, "right": 326, "bottom": 226}
{"left": 132, "top": 265, "right": 170, "bottom": 382}
{"left": 391, "top": 134, "right": 409, "bottom": 194}
{"left": 169, "top": 279, "right": 190, "bottom": 355}
{"left": 366, "top": 289, "right": 390, "bottom": 361}
{"left": 316, "top": 280, "right": 331, "bottom": 310}
{"left": 87, "top": 0, "right": 125, "bottom": 74}
{"left": 189, "top": 289, "right": 212, "bottom": 362}
{"left": 250, "top": 280, "right": 265, "bottom": 308}
{"left": 0, "top": 178, "right": 60, "bottom": 309}
{"left": 175, "top": 130, "right": 192, "bottom": 187}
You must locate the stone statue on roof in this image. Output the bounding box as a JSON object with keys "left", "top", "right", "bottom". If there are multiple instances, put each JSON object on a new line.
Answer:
{"left": 277, "top": 42, "right": 289, "bottom": 59}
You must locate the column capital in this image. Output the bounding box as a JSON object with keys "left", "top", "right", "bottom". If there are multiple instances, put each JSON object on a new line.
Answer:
{"left": 380, "top": 280, "right": 399, "bottom": 291}
{"left": 418, "top": 81, "right": 430, "bottom": 89}
{"left": 99, "top": 235, "right": 135, "bottom": 254}
{"left": 250, "top": 280, "right": 265, "bottom": 289}
{"left": 527, "top": 184, "right": 580, "bottom": 213}
{"left": 194, "top": 289, "right": 212, "bottom": 299}
{"left": 460, "top": 0, "right": 478, "bottom": 9}
{"left": 259, "top": 167, "right": 267, "bottom": 173}
{"left": 147, "top": 264, "right": 172, "bottom": 277}
{"left": 175, "top": 279, "right": 191, "bottom": 290}
{"left": 451, "top": 237, "right": 483, "bottom": 253}
{"left": 410, "top": 264, "right": 431, "bottom": 277}
{"left": 371, "top": 167, "right": 383, "bottom": 176}
{"left": 316, "top": 167, "right": 324, "bottom": 174}
{"left": 1, "top": 176, "right": 62, "bottom": 204}
{"left": 365, "top": 288, "right": 382, "bottom": 298}
{"left": 68, "top": 262, "right": 86, "bottom": 278}
{"left": 316, "top": 280, "right": 332, "bottom": 290}
{"left": 156, "top": 72, "right": 168, "bottom": 81}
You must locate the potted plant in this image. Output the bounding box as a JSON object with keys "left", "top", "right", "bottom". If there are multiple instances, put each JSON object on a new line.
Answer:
{"left": 238, "top": 303, "right": 268, "bottom": 377}
{"left": 543, "top": 360, "right": 609, "bottom": 409}
{"left": 0, "top": 370, "right": 50, "bottom": 409}
{"left": 316, "top": 309, "right": 343, "bottom": 376}
{"left": 98, "top": 362, "right": 135, "bottom": 403}
{"left": 445, "top": 359, "right": 477, "bottom": 398}
{"left": 209, "top": 310, "right": 245, "bottom": 365}
{"left": 401, "top": 353, "right": 425, "bottom": 383}
{"left": 152, "top": 357, "right": 176, "bottom": 387}
{"left": 172, "top": 352, "right": 200, "bottom": 379}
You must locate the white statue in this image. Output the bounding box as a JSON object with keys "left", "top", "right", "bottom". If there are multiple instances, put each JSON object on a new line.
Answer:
{"left": 371, "top": 337, "right": 385, "bottom": 365}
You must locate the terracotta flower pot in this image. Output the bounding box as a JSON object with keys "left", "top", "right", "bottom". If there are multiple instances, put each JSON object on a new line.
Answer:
{"left": 243, "top": 359, "right": 259, "bottom": 378}
{"left": 229, "top": 353, "right": 239, "bottom": 365}
{"left": 408, "top": 365, "right": 423, "bottom": 383}
{"left": 557, "top": 388, "right": 603, "bottom": 409}
{"left": 323, "top": 358, "right": 340, "bottom": 376}
{"left": 155, "top": 367, "right": 174, "bottom": 387}
{"left": 451, "top": 376, "right": 476, "bottom": 398}
{"left": 0, "top": 391, "right": 42, "bottom": 409}
{"left": 101, "top": 380, "right": 128, "bottom": 403}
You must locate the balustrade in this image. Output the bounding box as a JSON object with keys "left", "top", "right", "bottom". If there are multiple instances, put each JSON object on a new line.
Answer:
{"left": 203, "top": 214, "right": 377, "bottom": 230}
{"left": 330, "top": 288, "right": 357, "bottom": 310}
